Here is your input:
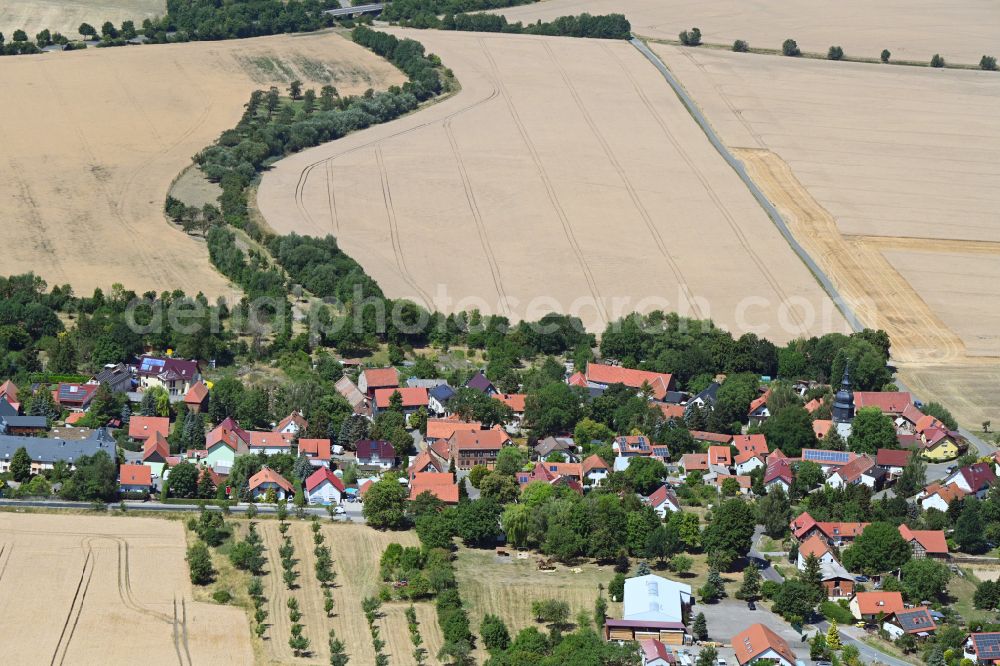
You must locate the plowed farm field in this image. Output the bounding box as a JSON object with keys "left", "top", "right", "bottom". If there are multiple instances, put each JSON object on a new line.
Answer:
{"left": 492, "top": 0, "right": 1000, "bottom": 65}
{"left": 0, "top": 512, "right": 252, "bottom": 665}
{"left": 258, "top": 29, "right": 845, "bottom": 341}
{"left": 0, "top": 31, "right": 405, "bottom": 298}
{"left": 655, "top": 44, "right": 1000, "bottom": 424}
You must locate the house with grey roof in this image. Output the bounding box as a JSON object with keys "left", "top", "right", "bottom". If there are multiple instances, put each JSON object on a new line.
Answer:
{"left": 428, "top": 384, "right": 456, "bottom": 417}
{"left": 0, "top": 399, "right": 47, "bottom": 435}
{"left": 91, "top": 363, "right": 133, "bottom": 393}
{"left": 0, "top": 428, "right": 115, "bottom": 475}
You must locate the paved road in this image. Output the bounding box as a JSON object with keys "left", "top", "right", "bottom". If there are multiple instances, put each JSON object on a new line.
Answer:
{"left": 814, "top": 620, "right": 915, "bottom": 666}
{"left": 749, "top": 525, "right": 785, "bottom": 583}
{"left": 0, "top": 498, "right": 367, "bottom": 522}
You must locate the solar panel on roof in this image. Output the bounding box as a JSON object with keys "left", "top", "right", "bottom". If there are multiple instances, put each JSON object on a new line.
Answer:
{"left": 804, "top": 450, "right": 849, "bottom": 463}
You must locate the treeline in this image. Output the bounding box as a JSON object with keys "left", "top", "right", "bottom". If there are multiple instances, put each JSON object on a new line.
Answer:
{"left": 382, "top": 0, "right": 537, "bottom": 24}
{"left": 152, "top": 0, "right": 335, "bottom": 41}
{"left": 442, "top": 12, "right": 631, "bottom": 39}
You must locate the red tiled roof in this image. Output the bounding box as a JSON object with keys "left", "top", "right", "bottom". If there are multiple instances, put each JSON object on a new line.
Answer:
{"left": 298, "top": 438, "right": 332, "bottom": 460}
{"left": 119, "top": 464, "right": 151, "bottom": 487}
{"left": 958, "top": 463, "right": 996, "bottom": 492}
{"left": 640, "top": 639, "right": 675, "bottom": 664}
{"left": 275, "top": 411, "right": 308, "bottom": 432}
{"left": 248, "top": 467, "right": 293, "bottom": 492}
{"left": 430, "top": 439, "right": 451, "bottom": 461}
{"left": 898, "top": 525, "right": 948, "bottom": 554}
{"left": 585, "top": 363, "right": 673, "bottom": 400}
{"left": 855, "top": 392, "right": 912, "bottom": 414}
{"left": 426, "top": 417, "right": 481, "bottom": 440}
{"left": 362, "top": 367, "right": 400, "bottom": 390}
{"left": 877, "top": 449, "right": 912, "bottom": 468}
{"left": 305, "top": 467, "right": 345, "bottom": 493}
{"left": 833, "top": 455, "right": 876, "bottom": 484}
{"left": 206, "top": 417, "right": 250, "bottom": 451}
{"left": 493, "top": 393, "right": 526, "bottom": 413}
{"left": 0, "top": 379, "right": 18, "bottom": 402}
{"left": 799, "top": 534, "right": 832, "bottom": 560}
{"left": 374, "top": 387, "right": 428, "bottom": 409}
{"left": 790, "top": 512, "right": 818, "bottom": 539}
{"left": 708, "top": 445, "right": 732, "bottom": 466}
{"left": 646, "top": 484, "right": 678, "bottom": 509}
{"left": 804, "top": 398, "right": 822, "bottom": 414}
{"left": 915, "top": 415, "right": 945, "bottom": 434}
{"left": 142, "top": 431, "right": 170, "bottom": 462}
{"left": 690, "top": 431, "right": 732, "bottom": 444}
{"left": 731, "top": 623, "right": 796, "bottom": 666}
{"left": 813, "top": 419, "right": 833, "bottom": 439}
{"left": 409, "top": 449, "right": 446, "bottom": 476}
{"left": 733, "top": 434, "right": 768, "bottom": 458}
{"left": 923, "top": 482, "right": 967, "bottom": 505}
{"left": 715, "top": 474, "right": 751, "bottom": 489}
{"left": 65, "top": 412, "right": 87, "bottom": 425}
{"left": 658, "top": 403, "right": 686, "bottom": 420}
{"left": 854, "top": 591, "right": 904, "bottom": 616}
{"left": 680, "top": 453, "right": 708, "bottom": 471}
{"left": 582, "top": 454, "right": 609, "bottom": 474}
{"left": 748, "top": 388, "right": 771, "bottom": 415}
{"left": 817, "top": 521, "right": 869, "bottom": 540}
{"left": 450, "top": 426, "right": 511, "bottom": 451}
{"left": 764, "top": 459, "right": 793, "bottom": 485}
{"left": 129, "top": 416, "right": 170, "bottom": 441}
{"left": 900, "top": 403, "right": 925, "bottom": 425}
{"left": 567, "top": 371, "right": 587, "bottom": 387}
{"left": 184, "top": 380, "right": 209, "bottom": 405}
{"left": 409, "top": 472, "right": 459, "bottom": 503}
{"left": 248, "top": 431, "right": 291, "bottom": 449}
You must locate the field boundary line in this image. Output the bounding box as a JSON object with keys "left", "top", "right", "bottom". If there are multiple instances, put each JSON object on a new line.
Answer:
{"left": 629, "top": 36, "right": 863, "bottom": 333}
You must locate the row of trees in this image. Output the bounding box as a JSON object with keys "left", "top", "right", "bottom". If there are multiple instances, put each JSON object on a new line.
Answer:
{"left": 437, "top": 12, "right": 631, "bottom": 40}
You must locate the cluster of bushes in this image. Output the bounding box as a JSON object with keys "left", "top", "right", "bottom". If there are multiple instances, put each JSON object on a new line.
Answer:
{"left": 678, "top": 27, "right": 701, "bottom": 46}
{"left": 437, "top": 12, "right": 631, "bottom": 39}
{"left": 186, "top": 506, "right": 230, "bottom": 585}
{"left": 379, "top": 542, "right": 435, "bottom": 600}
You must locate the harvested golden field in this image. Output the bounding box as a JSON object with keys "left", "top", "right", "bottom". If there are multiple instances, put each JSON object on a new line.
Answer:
{"left": 655, "top": 45, "right": 1000, "bottom": 424}
{"left": 257, "top": 521, "right": 442, "bottom": 665}
{"left": 0, "top": 31, "right": 406, "bottom": 299}
{"left": 454, "top": 546, "right": 623, "bottom": 662}
{"left": 258, "top": 29, "right": 845, "bottom": 341}
{"left": 0, "top": 511, "right": 252, "bottom": 665}
{"left": 493, "top": 0, "right": 1000, "bottom": 64}
{"left": 0, "top": 0, "right": 163, "bottom": 41}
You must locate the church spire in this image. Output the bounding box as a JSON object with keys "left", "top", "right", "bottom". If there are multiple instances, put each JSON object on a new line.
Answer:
{"left": 832, "top": 361, "right": 855, "bottom": 425}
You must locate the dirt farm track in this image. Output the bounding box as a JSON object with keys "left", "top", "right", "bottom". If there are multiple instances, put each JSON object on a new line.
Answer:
{"left": 0, "top": 512, "right": 252, "bottom": 665}
{"left": 0, "top": 30, "right": 405, "bottom": 299}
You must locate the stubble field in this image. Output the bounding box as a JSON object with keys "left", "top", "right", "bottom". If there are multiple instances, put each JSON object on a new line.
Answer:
{"left": 257, "top": 521, "right": 443, "bottom": 665}
{"left": 654, "top": 44, "right": 1000, "bottom": 424}
{"left": 258, "top": 29, "right": 845, "bottom": 341}
{"left": 0, "top": 31, "right": 405, "bottom": 299}
{"left": 0, "top": 512, "right": 252, "bottom": 665}
{"left": 492, "top": 0, "right": 1000, "bottom": 64}
{"left": 0, "top": 0, "right": 163, "bottom": 41}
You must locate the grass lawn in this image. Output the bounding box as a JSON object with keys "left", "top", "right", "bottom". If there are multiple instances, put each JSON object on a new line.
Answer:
{"left": 948, "top": 568, "right": 993, "bottom": 626}
{"left": 758, "top": 535, "right": 787, "bottom": 553}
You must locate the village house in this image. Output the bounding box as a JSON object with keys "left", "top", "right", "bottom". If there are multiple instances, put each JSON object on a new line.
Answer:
{"left": 119, "top": 464, "right": 153, "bottom": 494}
{"left": 679, "top": 453, "right": 708, "bottom": 475}
{"left": 821, "top": 559, "right": 855, "bottom": 600}
{"left": 854, "top": 391, "right": 913, "bottom": 416}
{"left": 898, "top": 525, "right": 949, "bottom": 559}
{"left": 335, "top": 376, "right": 369, "bottom": 416}
{"left": 373, "top": 387, "right": 429, "bottom": 423}
{"left": 583, "top": 362, "right": 675, "bottom": 401}
{"left": 142, "top": 431, "right": 171, "bottom": 478}
{"left": 800, "top": 448, "right": 858, "bottom": 474}
{"left": 733, "top": 434, "right": 769, "bottom": 474}
{"left": 613, "top": 435, "right": 654, "bottom": 458}
{"left": 274, "top": 411, "right": 307, "bottom": 437}
{"left": 826, "top": 454, "right": 885, "bottom": 491}
{"left": 605, "top": 574, "right": 692, "bottom": 645}
{"left": 305, "top": 467, "right": 345, "bottom": 505}
{"left": 128, "top": 415, "right": 170, "bottom": 444}
{"left": 639, "top": 639, "right": 676, "bottom": 666}
{"left": 408, "top": 448, "right": 448, "bottom": 480}
{"left": 426, "top": 417, "right": 481, "bottom": 444}
{"left": 747, "top": 388, "right": 772, "bottom": 426}
{"left": 533, "top": 436, "right": 577, "bottom": 462}
{"left": 797, "top": 534, "right": 838, "bottom": 570}
{"left": 135, "top": 355, "right": 200, "bottom": 396}
{"left": 54, "top": 383, "right": 99, "bottom": 411}
{"left": 409, "top": 472, "right": 460, "bottom": 504}
{"left": 942, "top": 463, "right": 996, "bottom": 498}
{"left": 920, "top": 483, "right": 967, "bottom": 512}
{"left": 965, "top": 633, "right": 1000, "bottom": 665}
{"left": 883, "top": 607, "right": 937, "bottom": 640}
{"left": 248, "top": 467, "right": 293, "bottom": 501}
{"left": 646, "top": 484, "right": 681, "bottom": 518}
{"left": 358, "top": 367, "right": 400, "bottom": 399}
{"left": 790, "top": 512, "right": 868, "bottom": 547}
{"left": 707, "top": 445, "right": 731, "bottom": 468}
{"left": 876, "top": 448, "right": 912, "bottom": 479}
{"left": 920, "top": 427, "right": 962, "bottom": 461}
{"left": 427, "top": 384, "right": 456, "bottom": 417}
{"left": 356, "top": 439, "right": 398, "bottom": 470}
{"left": 731, "top": 623, "right": 796, "bottom": 666}
{"left": 582, "top": 454, "right": 610, "bottom": 486}
{"left": 0, "top": 429, "right": 116, "bottom": 475}
{"left": 850, "top": 591, "right": 904, "bottom": 622}
{"left": 91, "top": 363, "right": 133, "bottom": 394}
{"left": 713, "top": 474, "right": 751, "bottom": 495}
{"left": 0, "top": 400, "right": 47, "bottom": 436}
{"left": 464, "top": 370, "right": 497, "bottom": 395}
{"left": 492, "top": 393, "right": 526, "bottom": 432}
{"left": 183, "top": 380, "right": 209, "bottom": 413}
{"left": 764, "top": 459, "right": 793, "bottom": 494}
{"left": 1, "top": 380, "right": 21, "bottom": 411}
{"left": 448, "top": 427, "right": 513, "bottom": 470}
{"left": 248, "top": 431, "right": 292, "bottom": 455}
{"left": 297, "top": 438, "right": 333, "bottom": 467}
{"left": 685, "top": 382, "right": 720, "bottom": 417}
{"left": 689, "top": 431, "right": 732, "bottom": 447}
{"left": 205, "top": 417, "right": 250, "bottom": 471}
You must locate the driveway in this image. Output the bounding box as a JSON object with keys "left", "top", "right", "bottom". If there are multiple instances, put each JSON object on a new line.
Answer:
{"left": 749, "top": 525, "right": 785, "bottom": 583}
{"left": 697, "top": 598, "right": 810, "bottom": 663}
{"left": 813, "top": 619, "right": 916, "bottom": 666}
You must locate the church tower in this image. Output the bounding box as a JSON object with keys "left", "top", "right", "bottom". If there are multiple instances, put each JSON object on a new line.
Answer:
{"left": 832, "top": 362, "right": 855, "bottom": 437}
